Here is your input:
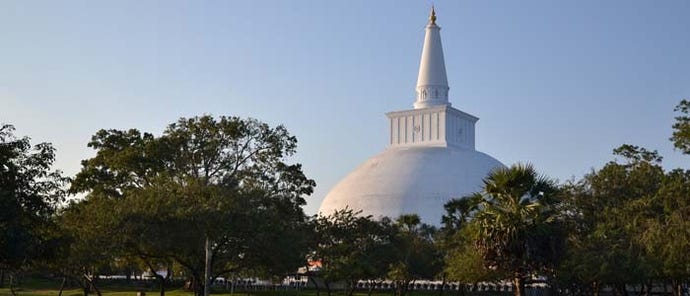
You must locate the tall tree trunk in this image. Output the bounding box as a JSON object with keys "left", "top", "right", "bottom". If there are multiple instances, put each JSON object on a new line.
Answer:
{"left": 156, "top": 273, "right": 166, "bottom": 296}
{"left": 513, "top": 274, "right": 526, "bottom": 296}
{"left": 91, "top": 281, "right": 102, "bottom": 296}
{"left": 58, "top": 276, "right": 67, "bottom": 296}
{"left": 396, "top": 280, "right": 410, "bottom": 296}
{"left": 308, "top": 276, "right": 320, "bottom": 296}
{"left": 617, "top": 283, "right": 629, "bottom": 296}
{"left": 325, "top": 281, "right": 331, "bottom": 296}
{"left": 672, "top": 280, "right": 682, "bottom": 296}
{"left": 196, "top": 275, "right": 204, "bottom": 296}
{"left": 84, "top": 274, "right": 102, "bottom": 296}
{"left": 9, "top": 273, "right": 17, "bottom": 296}
{"left": 347, "top": 279, "right": 355, "bottom": 296}
{"left": 549, "top": 280, "right": 559, "bottom": 296}
{"left": 82, "top": 275, "right": 90, "bottom": 296}
{"left": 367, "top": 280, "right": 375, "bottom": 296}
{"left": 642, "top": 281, "right": 652, "bottom": 296}
{"left": 126, "top": 265, "right": 132, "bottom": 283}
{"left": 638, "top": 282, "right": 644, "bottom": 296}
{"left": 165, "top": 263, "right": 173, "bottom": 281}
{"left": 144, "top": 259, "right": 166, "bottom": 296}
{"left": 204, "top": 237, "right": 212, "bottom": 296}
{"left": 228, "top": 277, "right": 233, "bottom": 294}
{"left": 439, "top": 273, "right": 446, "bottom": 296}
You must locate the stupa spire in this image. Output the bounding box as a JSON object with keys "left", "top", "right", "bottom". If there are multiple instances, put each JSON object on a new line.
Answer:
{"left": 414, "top": 6, "right": 450, "bottom": 109}
{"left": 430, "top": 5, "right": 437, "bottom": 24}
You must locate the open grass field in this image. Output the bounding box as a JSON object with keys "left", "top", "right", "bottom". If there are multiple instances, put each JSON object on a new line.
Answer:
{"left": 0, "top": 278, "right": 273, "bottom": 296}
{"left": 0, "top": 288, "right": 456, "bottom": 296}
{"left": 0, "top": 278, "right": 472, "bottom": 296}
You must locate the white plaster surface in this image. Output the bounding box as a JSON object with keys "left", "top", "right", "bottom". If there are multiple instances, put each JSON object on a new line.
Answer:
{"left": 319, "top": 146, "right": 503, "bottom": 225}
{"left": 414, "top": 19, "right": 450, "bottom": 109}
{"left": 387, "top": 105, "right": 478, "bottom": 149}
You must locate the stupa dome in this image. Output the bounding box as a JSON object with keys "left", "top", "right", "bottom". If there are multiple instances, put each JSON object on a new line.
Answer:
{"left": 319, "top": 146, "right": 503, "bottom": 224}
{"left": 318, "top": 7, "right": 504, "bottom": 225}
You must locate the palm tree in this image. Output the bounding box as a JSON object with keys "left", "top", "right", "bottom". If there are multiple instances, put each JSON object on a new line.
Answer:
{"left": 471, "top": 163, "right": 563, "bottom": 296}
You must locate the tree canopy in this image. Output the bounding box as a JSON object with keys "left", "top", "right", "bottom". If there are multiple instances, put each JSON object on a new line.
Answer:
{"left": 0, "top": 124, "right": 66, "bottom": 293}
{"left": 442, "top": 164, "right": 564, "bottom": 296}
{"left": 5, "top": 98, "right": 690, "bottom": 296}
{"left": 65, "top": 116, "right": 315, "bottom": 296}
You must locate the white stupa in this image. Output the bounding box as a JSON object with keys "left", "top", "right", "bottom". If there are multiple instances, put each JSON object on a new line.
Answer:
{"left": 319, "top": 8, "right": 504, "bottom": 225}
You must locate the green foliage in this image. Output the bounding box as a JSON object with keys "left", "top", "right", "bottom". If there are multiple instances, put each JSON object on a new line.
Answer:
{"left": 310, "top": 209, "right": 394, "bottom": 294}
{"left": 56, "top": 196, "right": 122, "bottom": 287}
{"left": 553, "top": 99, "right": 690, "bottom": 295}
{"left": 440, "top": 197, "right": 478, "bottom": 237}
{"left": 442, "top": 164, "right": 563, "bottom": 296}
{"left": 638, "top": 169, "right": 690, "bottom": 283}
{"left": 0, "top": 124, "right": 67, "bottom": 274}
{"left": 388, "top": 214, "right": 442, "bottom": 281}
{"left": 474, "top": 164, "right": 563, "bottom": 274}
{"left": 443, "top": 223, "right": 503, "bottom": 284}
{"left": 309, "top": 211, "right": 442, "bottom": 296}
{"left": 671, "top": 99, "right": 690, "bottom": 154}
{"left": 64, "top": 116, "right": 315, "bottom": 295}
{"left": 557, "top": 145, "right": 666, "bottom": 292}
{"left": 387, "top": 214, "right": 442, "bottom": 296}
{"left": 10, "top": 98, "right": 690, "bottom": 295}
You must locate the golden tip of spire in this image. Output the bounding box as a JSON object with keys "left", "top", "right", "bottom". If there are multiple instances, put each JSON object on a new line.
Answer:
{"left": 430, "top": 5, "right": 437, "bottom": 25}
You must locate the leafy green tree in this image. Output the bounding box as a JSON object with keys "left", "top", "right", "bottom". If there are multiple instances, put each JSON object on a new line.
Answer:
{"left": 558, "top": 145, "right": 664, "bottom": 296}
{"left": 387, "top": 214, "right": 442, "bottom": 296}
{"left": 70, "top": 116, "right": 315, "bottom": 296}
{"left": 639, "top": 169, "right": 690, "bottom": 296}
{"left": 468, "top": 164, "right": 563, "bottom": 296}
{"left": 440, "top": 200, "right": 503, "bottom": 291}
{"left": 671, "top": 99, "right": 690, "bottom": 153}
{"left": 649, "top": 99, "right": 690, "bottom": 296}
{"left": 57, "top": 196, "right": 121, "bottom": 296}
{"left": 440, "top": 198, "right": 478, "bottom": 239}
{"left": 310, "top": 209, "right": 394, "bottom": 296}
{"left": 0, "top": 124, "right": 66, "bottom": 294}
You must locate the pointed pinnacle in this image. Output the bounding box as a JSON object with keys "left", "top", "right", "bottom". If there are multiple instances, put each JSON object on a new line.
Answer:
{"left": 430, "top": 5, "right": 437, "bottom": 25}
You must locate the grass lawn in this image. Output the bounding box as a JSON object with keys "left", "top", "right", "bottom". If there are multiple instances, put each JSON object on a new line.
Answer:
{"left": 0, "top": 278, "right": 195, "bottom": 296}
{"left": 0, "top": 287, "right": 449, "bottom": 296}
{"left": 1, "top": 278, "right": 498, "bottom": 296}
{"left": 0, "top": 282, "right": 414, "bottom": 296}
{"left": 0, "top": 286, "right": 469, "bottom": 296}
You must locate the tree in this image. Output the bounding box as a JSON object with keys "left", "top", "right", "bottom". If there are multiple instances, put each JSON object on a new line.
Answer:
{"left": 671, "top": 99, "right": 690, "bottom": 153}
{"left": 650, "top": 99, "right": 690, "bottom": 296}
{"left": 554, "top": 99, "right": 690, "bottom": 296}
{"left": 309, "top": 209, "right": 394, "bottom": 296}
{"left": 469, "top": 164, "right": 563, "bottom": 296}
{"left": 387, "top": 214, "right": 442, "bottom": 296}
{"left": 440, "top": 197, "right": 478, "bottom": 239}
{"left": 56, "top": 196, "right": 121, "bottom": 296}
{"left": 639, "top": 169, "right": 690, "bottom": 296}
{"left": 558, "top": 145, "right": 665, "bottom": 296}
{"left": 0, "top": 124, "right": 66, "bottom": 294}
{"left": 69, "top": 116, "right": 315, "bottom": 296}
{"left": 440, "top": 199, "right": 504, "bottom": 291}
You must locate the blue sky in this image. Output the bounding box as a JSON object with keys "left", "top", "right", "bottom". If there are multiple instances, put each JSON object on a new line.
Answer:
{"left": 1, "top": 1, "right": 689, "bottom": 215}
